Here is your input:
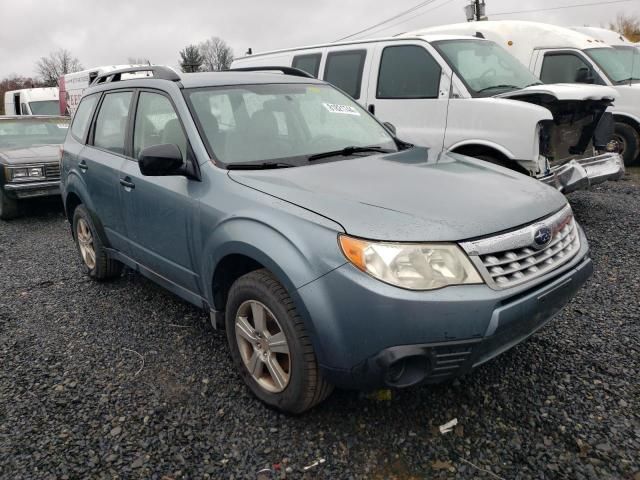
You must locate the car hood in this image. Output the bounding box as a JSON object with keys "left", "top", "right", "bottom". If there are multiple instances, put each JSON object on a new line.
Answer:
{"left": 0, "top": 145, "right": 60, "bottom": 165}
{"left": 496, "top": 83, "right": 618, "bottom": 101}
{"left": 228, "top": 148, "right": 567, "bottom": 242}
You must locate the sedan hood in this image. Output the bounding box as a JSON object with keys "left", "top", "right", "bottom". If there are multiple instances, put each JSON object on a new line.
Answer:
{"left": 0, "top": 145, "right": 60, "bottom": 165}
{"left": 229, "top": 148, "right": 567, "bottom": 242}
{"left": 496, "top": 83, "right": 618, "bottom": 102}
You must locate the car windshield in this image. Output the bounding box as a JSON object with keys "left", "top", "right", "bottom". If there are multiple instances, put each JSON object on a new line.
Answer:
{"left": 586, "top": 46, "right": 640, "bottom": 84}
{"left": 184, "top": 83, "right": 397, "bottom": 166}
{"left": 434, "top": 39, "right": 542, "bottom": 97}
{"left": 0, "top": 118, "right": 69, "bottom": 149}
{"left": 29, "top": 100, "right": 60, "bottom": 115}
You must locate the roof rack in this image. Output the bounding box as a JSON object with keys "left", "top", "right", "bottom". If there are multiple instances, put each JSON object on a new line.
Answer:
{"left": 227, "top": 66, "right": 315, "bottom": 79}
{"left": 91, "top": 66, "right": 181, "bottom": 85}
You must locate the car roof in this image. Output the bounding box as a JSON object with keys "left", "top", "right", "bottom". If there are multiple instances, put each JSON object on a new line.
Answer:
{"left": 0, "top": 115, "right": 68, "bottom": 120}
{"left": 178, "top": 71, "right": 325, "bottom": 88}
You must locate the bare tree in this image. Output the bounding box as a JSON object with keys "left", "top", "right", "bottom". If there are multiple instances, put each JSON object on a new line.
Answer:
{"left": 609, "top": 13, "right": 640, "bottom": 42}
{"left": 127, "top": 57, "right": 152, "bottom": 65}
{"left": 0, "top": 75, "right": 44, "bottom": 114}
{"left": 36, "top": 49, "right": 83, "bottom": 86}
{"left": 199, "top": 37, "right": 234, "bottom": 71}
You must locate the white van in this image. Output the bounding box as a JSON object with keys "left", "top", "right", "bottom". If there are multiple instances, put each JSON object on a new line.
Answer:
{"left": 3, "top": 87, "right": 59, "bottom": 116}
{"left": 414, "top": 21, "right": 640, "bottom": 166}
{"left": 232, "top": 34, "right": 623, "bottom": 193}
{"left": 59, "top": 65, "right": 149, "bottom": 116}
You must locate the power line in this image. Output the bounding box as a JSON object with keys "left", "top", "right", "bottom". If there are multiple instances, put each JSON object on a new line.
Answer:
{"left": 365, "top": 0, "right": 457, "bottom": 38}
{"left": 334, "top": 0, "right": 440, "bottom": 42}
{"left": 491, "top": 0, "right": 633, "bottom": 17}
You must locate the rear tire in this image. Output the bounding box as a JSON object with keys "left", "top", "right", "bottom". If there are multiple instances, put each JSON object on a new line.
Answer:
{"left": 0, "top": 190, "right": 20, "bottom": 220}
{"left": 72, "top": 205, "right": 123, "bottom": 281}
{"left": 225, "top": 269, "right": 333, "bottom": 414}
{"left": 613, "top": 121, "right": 640, "bottom": 166}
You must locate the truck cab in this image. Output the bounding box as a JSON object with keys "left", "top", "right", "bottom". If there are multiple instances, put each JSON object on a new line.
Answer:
{"left": 417, "top": 21, "right": 640, "bottom": 166}
{"left": 3, "top": 87, "right": 59, "bottom": 116}
{"left": 232, "top": 33, "right": 624, "bottom": 193}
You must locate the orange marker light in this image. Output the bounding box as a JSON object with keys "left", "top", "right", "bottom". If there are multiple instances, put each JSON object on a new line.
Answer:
{"left": 507, "top": 40, "right": 513, "bottom": 46}
{"left": 338, "top": 235, "right": 369, "bottom": 272}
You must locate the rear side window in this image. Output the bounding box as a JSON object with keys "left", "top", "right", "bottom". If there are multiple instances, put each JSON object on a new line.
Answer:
{"left": 292, "top": 54, "right": 321, "bottom": 77}
{"left": 70, "top": 94, "right": 98, "bottom": 142}
{"left": 540, "top": 53, "right": 599, "bottom": 84}
{"left": 377, "top": 45, "right": 442, "bottom": 99}
{"left": 323, "top": 50, "right": 366, "bottom": 99}
{"left": 93, "top": 91, "right": 133, "bottom": 155}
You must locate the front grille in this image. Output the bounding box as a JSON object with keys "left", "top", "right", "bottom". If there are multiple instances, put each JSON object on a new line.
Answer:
{"left": 45, "top": 162, "right": 61, "bottom": 179}
{"left": 460, "top": 205, "right": 580, "bottom": 290}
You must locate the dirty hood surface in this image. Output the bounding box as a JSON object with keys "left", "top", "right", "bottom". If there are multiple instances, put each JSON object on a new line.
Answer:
{"left": 496, "top": 83, "right": 618, "bottom": 101}
{"left": 0, "top": 145, "right": 60, "bottom": 166}
{"left": 229, "top": 148, "right": 568, "bottom": 242}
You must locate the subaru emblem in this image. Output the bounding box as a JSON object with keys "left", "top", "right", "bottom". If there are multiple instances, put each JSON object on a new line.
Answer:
{"left": 533, "top": 226, "right": 552, "bottom": 247}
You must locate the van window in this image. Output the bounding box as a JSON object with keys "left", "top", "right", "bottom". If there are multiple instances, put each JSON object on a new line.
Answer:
{"left": 70, "top": 94, "right": 99, "bottom": 142}
{"left": 93, "top": 91, "right": 133, "bottom": 155}
{"left": 323, "top": 50, "right": 366, "bottom": 99}
{"left": 540, "top": 53, "right": 602, "bottom": 84}
{"left": 292, "top": 54, "right": 322, "bottom": 78}
{"left": 133, "top": 92, "right": 188, "bottom": 160}
{"left": 377, "top": 45, "right": 441, "bottom": 99}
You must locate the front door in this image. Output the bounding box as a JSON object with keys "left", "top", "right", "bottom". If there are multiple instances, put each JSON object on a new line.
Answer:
{"left": 365, "top": 41, "right": 452, "bottom": 150}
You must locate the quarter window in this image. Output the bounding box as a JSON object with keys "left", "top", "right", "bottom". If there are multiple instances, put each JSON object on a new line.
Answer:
{"left": 540, "top": 53, "right": 601, "bottom": 84}
{"left": 133, "top": 92, "right": 188, "bottom": 160}
{"left": 292, "top": 54, "right": 322, "bottom": 78}
{"left": 323, "top": 50, "right": 366, "bottom": 99}
{"left": 93, "top": 91, "right": 133, "bottom": 155}
{"left": 377, "top": 45, "right": 442, "bottom": 99}
{"left": 70, "top": 94, "right": 98, "bottom": 143}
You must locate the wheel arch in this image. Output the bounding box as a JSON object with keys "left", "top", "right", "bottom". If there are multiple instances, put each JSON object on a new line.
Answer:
{"left": 451, "top": 142, "right": 529, "bottom": 174}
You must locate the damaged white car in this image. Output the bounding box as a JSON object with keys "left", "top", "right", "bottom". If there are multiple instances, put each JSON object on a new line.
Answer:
{"left": 232, "top": 33, "right": 624, "bottom": 193}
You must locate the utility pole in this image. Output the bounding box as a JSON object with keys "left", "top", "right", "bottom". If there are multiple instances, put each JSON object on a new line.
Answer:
{"left": 465, "top": 0, "right": 487, "bottom": 22}
{"left": 475, "top": 0, "right": 481, "bottom": 21}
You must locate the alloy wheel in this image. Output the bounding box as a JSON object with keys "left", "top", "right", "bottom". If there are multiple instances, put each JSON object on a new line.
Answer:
{"left": 76, "top": 218, "right": 96, "bottom": 269}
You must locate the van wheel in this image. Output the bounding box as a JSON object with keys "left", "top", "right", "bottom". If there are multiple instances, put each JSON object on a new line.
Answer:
{"left": 0, "top": 190, "right": 20, "bottom": 220}
{"left": 225, "top": 269, "right": 333, "bottom": 414}
{"left": 613, "top": 122, "right": 640, "bottom": 166}
{"left": 72, "top": 205, "right": 122, "bottom": 280}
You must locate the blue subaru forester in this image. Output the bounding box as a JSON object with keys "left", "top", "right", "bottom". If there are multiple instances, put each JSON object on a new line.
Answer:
{"left": 61, "top": 66, "right": 592, "bottom": 413}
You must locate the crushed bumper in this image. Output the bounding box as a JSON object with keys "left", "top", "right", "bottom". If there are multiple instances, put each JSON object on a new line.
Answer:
{"left": 540, "top": 153, "right": 625, "bottom": 194}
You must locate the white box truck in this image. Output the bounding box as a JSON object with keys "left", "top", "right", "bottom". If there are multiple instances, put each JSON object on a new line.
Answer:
{"left": 414, "top": 21, "right": 640, "bottom": 166}
{"left": 3, "top": 87, "right": 59, "bottom": 115}
{"left": 231, "top": 33, "right": 624, "bottom": 193}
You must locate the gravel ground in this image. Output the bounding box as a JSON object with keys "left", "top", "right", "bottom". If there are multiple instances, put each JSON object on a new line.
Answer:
{"left": 1, "top": 171, "right": 639, "bottom": 480}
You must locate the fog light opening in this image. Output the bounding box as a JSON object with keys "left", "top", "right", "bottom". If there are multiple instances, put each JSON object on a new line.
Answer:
{"left": 384, "top": 355, "right": 429, "bottom": 388}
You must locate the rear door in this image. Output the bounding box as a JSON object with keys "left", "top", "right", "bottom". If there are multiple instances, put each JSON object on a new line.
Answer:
{"left": 118, "top": 89, "right": 200, "bottom": 293}
{"left": 365, "top": 40, "right": 451, "bottom": 149}
{"left": 81, "top": 90, "right": 133, "bottom": 253}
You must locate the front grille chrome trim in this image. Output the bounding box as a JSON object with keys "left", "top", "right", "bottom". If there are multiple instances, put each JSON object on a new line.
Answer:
{"left": 460, "top": 204, "right": 580, "bottom": 290}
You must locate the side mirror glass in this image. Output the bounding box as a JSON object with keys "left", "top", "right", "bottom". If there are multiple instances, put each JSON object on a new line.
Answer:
{"left": 138, "top": 144, "right": 184, "bottom": 176}
{"left": 383, "top": 121, "right": 397, "bottom": 136}
{"left": 575, "top": 67, "right": 595, "bottom": 84}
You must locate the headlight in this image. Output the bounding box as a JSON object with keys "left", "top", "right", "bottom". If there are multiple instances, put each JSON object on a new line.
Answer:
{"left": 11, "top": 168, "right": 29, "bottom": 179}
{"left": 339, "top": 234, "right": 483, "bottom": 290}
{"left": 6, "top": 166, "right": 45, "bottom": 181}
{"left": 28, "top": 167, "right": 44, "bottom": 177}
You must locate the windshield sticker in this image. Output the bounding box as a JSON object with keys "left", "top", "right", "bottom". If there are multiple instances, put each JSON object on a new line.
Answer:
{"left": 322, "top": 103, "right": 360, "bottom": 115}
{"left": 57, "top": 124, "right": 69, "bottom": 129}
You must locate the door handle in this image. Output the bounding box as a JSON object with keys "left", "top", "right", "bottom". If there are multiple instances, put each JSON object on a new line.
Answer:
{"left": 368, "top": 104, "right": 375, "bottom": 115}
{"left": 79, "top": 160, "right": 88, "bottom": 172}
{"left": 119, "top": 178, "right": 135, "bottom": 190}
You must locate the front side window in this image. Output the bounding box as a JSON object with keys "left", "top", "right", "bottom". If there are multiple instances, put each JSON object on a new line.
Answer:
{"left": 434, "top": 39, "right": 541, "bottom": 97}
{"left": 29, "top": 100, "right": 60, "bottom": 115}
{"left": 93, "top": 91, "right": 133, "bottom": 155}
{"left": 0, "top": 118, "right": 69, "bottom": 148}
{"left": 540, "top": 53, "right": 600, "bottom": 85}
{"left": 133, "top": 92, "right": 188, "bottom": 160}
{"left": 185, "top": 83, "right": 396, "bottom": 166}
{"left": 323, "top": 50, "right": 367, "bottom": 99}
{"left": 586, "top": 46, "right": 640, "bottom": 84}
{"left": 292, "top": 54, "right": 322, "bottom": 78}
{"left": 70, "top": 94, "right": 99, "bottom": 142}
{"left": 377, "top": 45, "right": 441, "bottom": 99}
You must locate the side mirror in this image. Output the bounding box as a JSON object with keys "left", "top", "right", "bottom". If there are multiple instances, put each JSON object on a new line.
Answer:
{"left": 383, "top": 122, "right": 397, "bottom": 136}
{"left": 138, "top": 144, "right": 184, "bottom": 176}
{"left": 575, "top": 67, "right": 595, "bottom": 84}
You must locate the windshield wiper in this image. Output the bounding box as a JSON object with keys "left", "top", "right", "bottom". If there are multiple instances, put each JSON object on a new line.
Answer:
{"left": 308, "top": 146, "right": 392, "bottom": 161}
{"left": 476, "top": 84, "right": 522, "bottom": 94}
{"left": 226, "top": 162, "right": 296, "bottom": 170}
{"left": 615, "top": 77, "right": 640, "bottom": 84}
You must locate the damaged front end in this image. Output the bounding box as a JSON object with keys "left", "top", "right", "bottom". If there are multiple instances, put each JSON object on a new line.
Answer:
{"left": 500, "top": 89, "right": 625, "bottom": 193}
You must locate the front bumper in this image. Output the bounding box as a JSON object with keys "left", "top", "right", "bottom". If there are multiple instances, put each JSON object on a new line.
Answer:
{"left": 540, "top": 152, "right": 624, "bottom": 194}
{"left": 3, "top": 180, "right": 61, "bottom": 199}
{"left": 296, "top": 228, "right": 592, "bottom": 390}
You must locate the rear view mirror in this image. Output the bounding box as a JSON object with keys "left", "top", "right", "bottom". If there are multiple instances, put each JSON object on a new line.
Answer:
{"left": 139, "top": 144, "right": 184, "bottom": 176}
{"left": 383, "top": 122, "right": 397, "bottom": 136}
{"left": 575, "top": 67, "right": 595, "bottom": 84}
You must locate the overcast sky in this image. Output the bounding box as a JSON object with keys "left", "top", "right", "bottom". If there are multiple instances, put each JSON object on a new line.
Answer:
{"left": 1, "top": 0, "right": 638, "bottom": 79}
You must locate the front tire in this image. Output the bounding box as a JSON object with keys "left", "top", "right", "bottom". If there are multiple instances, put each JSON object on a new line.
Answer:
{"left": 0, "top": 189, "right": 20, "bottom": 220}
{"left": 72, "top": 205, "right": 123, "bottom": 281}
{"left": 613, "top": 121, "right": 640, "bottom": 166}
{"left": 225, "top": 269, "right": 333, "bottom": 414}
